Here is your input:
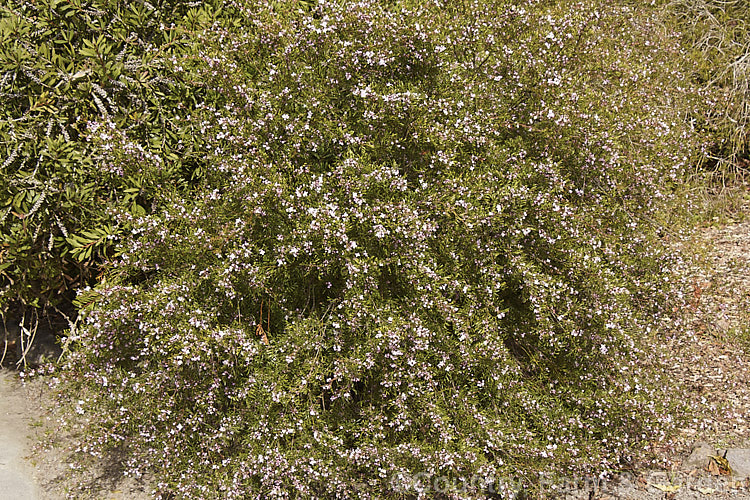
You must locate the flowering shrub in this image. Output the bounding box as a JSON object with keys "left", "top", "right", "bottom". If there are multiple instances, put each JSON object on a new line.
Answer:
{"left": 59, "top": 0, "right": 707, "bottom": 497}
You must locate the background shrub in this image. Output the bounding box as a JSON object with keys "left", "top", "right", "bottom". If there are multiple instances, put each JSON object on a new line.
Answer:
{"left": 57, "top": 0, "right": 708, "bottom": 497}
{"left": 0, "top": 0, "right": 228, "bottom": 315}
{"left": 667, "top": 0, "right": 750, "bottom": 177}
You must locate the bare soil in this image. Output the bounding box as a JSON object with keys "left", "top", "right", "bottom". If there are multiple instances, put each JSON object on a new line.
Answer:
{"left": 0, "top": 370, "right": 41, "bottom": 500}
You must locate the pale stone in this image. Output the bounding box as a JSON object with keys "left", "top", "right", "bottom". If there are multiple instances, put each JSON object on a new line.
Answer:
{"left": 681, "top": 441, "right": 716, "bottom": 471}
{"left": 720, "top": 448, "right": 750, "bottom": 480}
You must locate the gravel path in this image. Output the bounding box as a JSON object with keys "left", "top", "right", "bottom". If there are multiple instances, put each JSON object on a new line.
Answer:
{"left": 0, "top": 370, "right": 41, "bottom": 500}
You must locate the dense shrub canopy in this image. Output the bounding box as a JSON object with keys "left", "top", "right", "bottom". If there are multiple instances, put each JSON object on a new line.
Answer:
{"left": 53, "top": 0, "right": 707, "bottom": 498}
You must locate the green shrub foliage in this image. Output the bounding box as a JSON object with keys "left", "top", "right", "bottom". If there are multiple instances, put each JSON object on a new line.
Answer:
{"left": 667, "top": 0, "right": 750, "bottom": 168}
{"left": 0, "top": 0, "right": 226, "bottom": 309}
{"left": 59, "top": 0, "right": 705, "bottom": 497}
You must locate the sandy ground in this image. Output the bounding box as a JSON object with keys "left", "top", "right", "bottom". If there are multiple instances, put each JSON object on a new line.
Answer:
{"left": 0, "top": 369, "right": 152, "bottom": 500}
{"left": 0, "top": 370, "right": 42, "bottom": 500}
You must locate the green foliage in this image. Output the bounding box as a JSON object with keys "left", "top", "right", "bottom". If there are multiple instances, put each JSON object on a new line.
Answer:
{"left": 55, "top": 0, "right": 708, "bottom": 497}
{"left": 0, "top": 0, "right": 226, "bottom": 310}
{"left": 667, "top": 0, "right": 750, "bottom": 172}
